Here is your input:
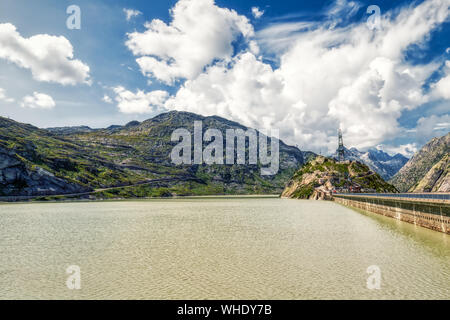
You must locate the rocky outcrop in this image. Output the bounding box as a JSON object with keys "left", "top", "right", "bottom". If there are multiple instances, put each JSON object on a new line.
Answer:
{"left": 390, "top": 133, "right": 449, "bottom": 192}
{"left": 410, "top": 154, "right": 449, "bottom": 192}
{"left": 0, "top": 147, "right": 90, "bottom": 197}
{"left": 282, "top": 156, "right": 398, "bottom": 199}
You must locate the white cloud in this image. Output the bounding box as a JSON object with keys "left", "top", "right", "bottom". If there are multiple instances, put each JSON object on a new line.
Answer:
{"left": 433, "top": 76, "right": 450, "bottom": 99}
{"left": 327, "top": 57, "right": 431, "bottom": 148}
{"left": 251, "top": 7, "right": 264, "bottom": 19}
{"left": 113, "top": 86, "right": 168, "bottom": 114}
{"left": 124, "top": 8, "right": 142, "bottom": 21}
{"left": 431, "top": 61, "right": 450, "bottom": 99}
{"left": 102, "top": 94, "right": 113, "bottom": 104}
{"left": 0, "top": 23, "right": 90, "bottom": 86}
{"left": 164, "top": 0, "right": 449, "bottom": 153}
{"left": 0, "top": 88, "right": 14, "bottom": 103}
{"left": 125, "top": 0, "right": 254, "bottom": 84}
{"left": 415, "top": 114, "right": 450, "bottom": 144}
{"left": 325, "top": 0, "right": 360, "bottom": 28}
{"left": 21, "top": 92, "right": 55, "bottom": 109}
{"left": 165, "top": 52, "right": 290, "bottom": 131}
{"left": 377, "top": 143, "right": 418, "bottom": 158}
{"left": 434, "top": 122, "right": 450, "bottom": 130}
{"left": 255, "top": 21, "right": 316, "bottom": 54}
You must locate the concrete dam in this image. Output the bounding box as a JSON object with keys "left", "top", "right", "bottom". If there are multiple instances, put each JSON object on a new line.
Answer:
{"left": 333, "top": 193, "right": 450, "bottom": 234}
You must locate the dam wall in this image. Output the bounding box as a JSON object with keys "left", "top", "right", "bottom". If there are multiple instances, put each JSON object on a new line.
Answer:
{"left": 333, "top": 194, "right": 450, "bottom": 234}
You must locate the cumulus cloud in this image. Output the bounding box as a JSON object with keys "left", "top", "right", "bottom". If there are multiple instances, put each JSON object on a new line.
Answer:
{"left": 434, "top": 76, "right": 450, "bottom": 99}
{"left": 102, "top": 94, "right": 113, "bottom": 104}
{"left": 163, "top": 0, "right": 450, "bottom": 153}
{"left": 327, "top": 57, "right": 431, "bottom": 148}
{"left": 125, "top": 0, "right": 254, "bottom": 84}
{"left": 415, "top": 114, "right": 450, "bottom": 144}
{"left": 165, "top": 52, "right": 290, "bottom": 131}
{"left": 21, "top": 92, "right": 55, "bottom": 109}
{"left": 113, "top": 86, "right": 168, "bottom": 114}
{"left": 0, "top": 23, "right": 90, "bottom": 85}
{"left": 431, "top": 61, "right": 450, "bottom": 99}
{"left": 0, "top": 88, "right": 14, "bottom": 103}
{"left": 377, "top": 143, "right": 418, "bottom": 158}
{"left": 124, "top": 8, "right": 142, "bottom": 21}
{"left": 251, "top": 7, "right": 264, "bottom": 19}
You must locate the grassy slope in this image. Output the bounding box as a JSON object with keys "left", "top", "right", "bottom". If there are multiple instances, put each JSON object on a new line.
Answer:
{"left": 1, "top": 111, "right": 305, "bottom": 198}
{"left": 285, "top": 156, "right": 398, "bottom": 199}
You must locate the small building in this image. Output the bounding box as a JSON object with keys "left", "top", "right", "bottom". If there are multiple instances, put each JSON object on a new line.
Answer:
{"left": 349, "top": 185, "right": 361, "bottom": 193}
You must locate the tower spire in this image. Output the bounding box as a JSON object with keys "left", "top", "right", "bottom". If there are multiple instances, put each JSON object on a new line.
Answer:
{"left": 337, "top": 128, "right": 345, "bottom": 162}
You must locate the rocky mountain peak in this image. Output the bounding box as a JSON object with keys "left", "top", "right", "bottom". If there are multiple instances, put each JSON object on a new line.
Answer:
{"left": 391, "top": 132, "right": 450, "bottom": 192}
{"left": 331, "top": 146, "right": 408, "bottom": 180}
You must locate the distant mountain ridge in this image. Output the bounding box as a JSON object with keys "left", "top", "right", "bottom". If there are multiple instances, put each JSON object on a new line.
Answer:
{"left": 46, "top": 125, "right": 94, "bottom": 135}
{"left": 45, "top": 120, "right": 142, "bottom": 135}
{"left": 390, "top": 132, "right": 450, "bottom": 192}
{"left": 332, "top": 146, "right": 408, "bottom": 180}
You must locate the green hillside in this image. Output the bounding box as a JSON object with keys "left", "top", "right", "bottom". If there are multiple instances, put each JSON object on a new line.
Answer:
{"left": 0, "top": 111, "right": 308, "bottom": 199}
{"left": 282, "top": 156, "right": 398, "bottom": 199}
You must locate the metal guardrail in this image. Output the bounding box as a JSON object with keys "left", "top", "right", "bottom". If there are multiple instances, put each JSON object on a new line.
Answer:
{"left": 334, "top": 193, "right": 450, "bottom": 200}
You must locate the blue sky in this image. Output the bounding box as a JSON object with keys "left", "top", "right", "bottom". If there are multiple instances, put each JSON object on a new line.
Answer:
{"left": 0, "top": 0, "right": 449, "bottom": 156}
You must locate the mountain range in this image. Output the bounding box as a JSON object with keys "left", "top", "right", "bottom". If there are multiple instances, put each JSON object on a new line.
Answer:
{"left": 1, "top": 111, "right": 447, "bottom": 200}
{"left": 331, "top": 146, "right": 408, "bottom": 180}
{"left": 0, "top": 111, "right": 309, "bottom": 199}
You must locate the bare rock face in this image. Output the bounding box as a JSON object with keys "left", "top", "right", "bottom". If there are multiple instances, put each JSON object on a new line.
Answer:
{"left": 411, "top": 154, "right": 450, "bottom": 192}
{"left": 0, "top": 152, "right": 21, "bottom": 170}
{"left": 438, "top": 176, "right": 450, "bottom": 192}
{"left": 390, "top": 133, "right": 449, "bottom": 192}
{"left": 0, "top": 147, "right": 90, "bottom": 197}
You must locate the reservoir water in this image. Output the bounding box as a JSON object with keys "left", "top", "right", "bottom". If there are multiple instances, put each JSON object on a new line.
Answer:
{"left": 0, "top": 197, "right": 449, "bottom": 299}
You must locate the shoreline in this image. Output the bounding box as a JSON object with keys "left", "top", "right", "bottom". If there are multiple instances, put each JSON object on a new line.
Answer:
{"left": 0, "top": 194, "right": 281, "bottom": 205}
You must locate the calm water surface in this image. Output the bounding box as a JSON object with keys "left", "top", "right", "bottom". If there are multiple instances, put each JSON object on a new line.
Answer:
{"left": 0, "top": 197, "right": 449, "bottom": 299}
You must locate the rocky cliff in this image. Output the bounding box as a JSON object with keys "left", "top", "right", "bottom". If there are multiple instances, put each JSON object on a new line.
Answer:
{"left": 410, "top": 154, "right": 449, "bottom": 192}
{"left": 282, "top": 156, "right": 398, "bottom": 200}
{"left": 390, "top": 133, "right": 450, "bottom": 192}
{"left": 0, "top": 147, "right": 90, "bottom": 196}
